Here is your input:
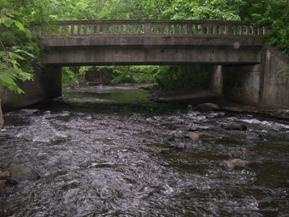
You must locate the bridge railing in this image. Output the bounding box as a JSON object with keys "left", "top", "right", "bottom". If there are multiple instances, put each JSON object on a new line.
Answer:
{"left": 35, "top": 20, "right": 268, "bottom": 37}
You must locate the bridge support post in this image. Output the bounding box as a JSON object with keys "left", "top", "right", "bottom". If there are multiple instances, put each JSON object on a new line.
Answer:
{"left": 211, "top": 65, "right": 223, "bottom": 95}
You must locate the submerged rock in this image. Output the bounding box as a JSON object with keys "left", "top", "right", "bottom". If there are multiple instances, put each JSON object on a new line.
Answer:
{"left": 197, "top": 103, "right": 220, "bottom": 112}
{"left": 223, "top": 159, "right": 250, "bottom": 170}
{"left": 221, "top": 123, "right": 247, "bottom": 131}
{"left": 173, "top": 132, "right": 201, "bottom": 150}
{"left": 172, "top": 143, "right": 194, "bottom": 150}
{"left": 189, "top": 132, "right": 201, "bottom": 144}
{"left": 8, "top": 164, "right": 40, "bottom": 183}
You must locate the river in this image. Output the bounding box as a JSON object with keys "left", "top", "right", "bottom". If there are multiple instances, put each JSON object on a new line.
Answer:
{"left": 0, "top": 85, "right": 289, "bottom": 216}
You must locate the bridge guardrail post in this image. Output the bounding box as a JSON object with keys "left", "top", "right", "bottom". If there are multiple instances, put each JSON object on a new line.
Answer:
{"left": 144, "top": 23, "right": 151, "bottom": 35}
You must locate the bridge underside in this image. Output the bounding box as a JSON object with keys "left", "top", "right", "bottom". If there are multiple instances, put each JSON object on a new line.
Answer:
{"left": 42, "top": 37, "right": 262, "bottom": 66}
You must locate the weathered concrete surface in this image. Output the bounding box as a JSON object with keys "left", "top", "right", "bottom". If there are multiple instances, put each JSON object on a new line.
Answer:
{"left": 1, "top": 66, "right": 62, "bottom": 110}
{"left": 222, "top": 64, "right": 261, "bottom": 106}
{"left": 220, "top": 47, "right": 289, "bottom": 109}
{"left": 260, "top": 47, "right": 289, "bottom": 108}
{"left": 42, "top": 36, "right": 263, "bottom": 47}
{"left": 42, "top": 36, "right": 263, "bottom": 65}
{"left": 211, "top": 65, "right": 223, "bottom": 95}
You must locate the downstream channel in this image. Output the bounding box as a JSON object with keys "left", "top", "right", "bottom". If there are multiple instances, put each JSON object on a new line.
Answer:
{"left": 0, "top": 85, "right": 289, "bottom": 216}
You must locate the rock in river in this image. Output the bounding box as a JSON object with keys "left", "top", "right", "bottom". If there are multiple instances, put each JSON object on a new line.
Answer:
{"left": 189, "top": 132, "right": 201, "bottom": 144}
{"left": 173, "top": 132, "right": 201, "bottom": 150}
{"left": 7, "top": 164, "right": 40, "bottom": 183}
{"left": 173, "top": 143, "right": 194, "bottom": 150}
{"left": 196, "top": 103, "right": 220, "bottom": 112}
{"left": 223, "top": 159, "right": 250, "bottom": 170}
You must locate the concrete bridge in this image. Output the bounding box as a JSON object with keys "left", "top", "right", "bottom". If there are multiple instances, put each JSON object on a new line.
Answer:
{"left": 38, "top": 20, "right": 267, "bottom": 65}
{"left": 2, "top": 20, "right": 289, "bottom": 110}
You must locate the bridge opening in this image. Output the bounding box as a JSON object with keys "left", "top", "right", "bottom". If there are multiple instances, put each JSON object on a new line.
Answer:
{"left": 59, "top": 64, "right": 222, "bottom": 107}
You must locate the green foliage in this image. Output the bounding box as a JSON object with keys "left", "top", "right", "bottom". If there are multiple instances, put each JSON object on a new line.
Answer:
{"left": 0, "top": 0, "right": 51, "bottom": 94}
{"left": 62, "top": 66, "right": 157, "bottom": 87}
{"left": 83, "top": 66, "right": 158, "bottom": 85}
{"left": 237, "top": 0, "right": 289, "bottom": 54}
{"left": 62, "top": 67, "right": 86, "bottom": 88}
{"left": 0, "top": 7, "right": 39, "bottom": 93}
{"left": 111, "top": 73, "right": 136, "bottom": 85}
{"left": 129, "top": 66, "right": 158, "bottom": 84}
{"left": 155, "top": 66, "right": 211, "bottom": 91}
{"left": 163, "top": 0, "right": 242, "bottom": 20}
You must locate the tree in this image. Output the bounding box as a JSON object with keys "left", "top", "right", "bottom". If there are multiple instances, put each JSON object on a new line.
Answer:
{"left": 0, "top": 0, "right": 48, "bottom": 93}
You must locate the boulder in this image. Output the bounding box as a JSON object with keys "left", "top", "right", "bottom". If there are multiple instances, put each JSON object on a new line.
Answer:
{"left": 223, "top": 159, "right": 249, "bottom": 170}
{"left": 196, "top": 103, "right": 220, "bottom": 112}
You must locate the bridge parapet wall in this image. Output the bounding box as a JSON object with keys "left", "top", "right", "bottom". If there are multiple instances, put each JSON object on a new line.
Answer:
{"left": 34, "top": 20, "right": 268, "bottom": 38}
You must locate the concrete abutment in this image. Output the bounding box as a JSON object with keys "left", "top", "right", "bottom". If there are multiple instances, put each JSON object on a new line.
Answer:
{"left": 260, "top": 47, "right": 289, "bottom": 108}
{"left": 215, "top": 47, "right": 289, "bottom": 109}
{"left": 0, "top": 65, "right": 62, "bottom": 111}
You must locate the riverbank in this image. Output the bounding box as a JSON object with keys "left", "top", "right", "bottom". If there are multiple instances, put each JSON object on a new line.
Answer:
{"left": 150, "top": 89, "right": 289, "bottom": 121}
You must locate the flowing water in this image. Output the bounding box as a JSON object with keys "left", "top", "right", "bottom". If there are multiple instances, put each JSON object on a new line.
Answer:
{"left": 0, "top": 85, "right": 289, "bottom": 217}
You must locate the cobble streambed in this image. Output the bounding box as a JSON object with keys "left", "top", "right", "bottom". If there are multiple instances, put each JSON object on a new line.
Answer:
{"left": 0, "top": 85, "right": 289, "bottom": 217}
